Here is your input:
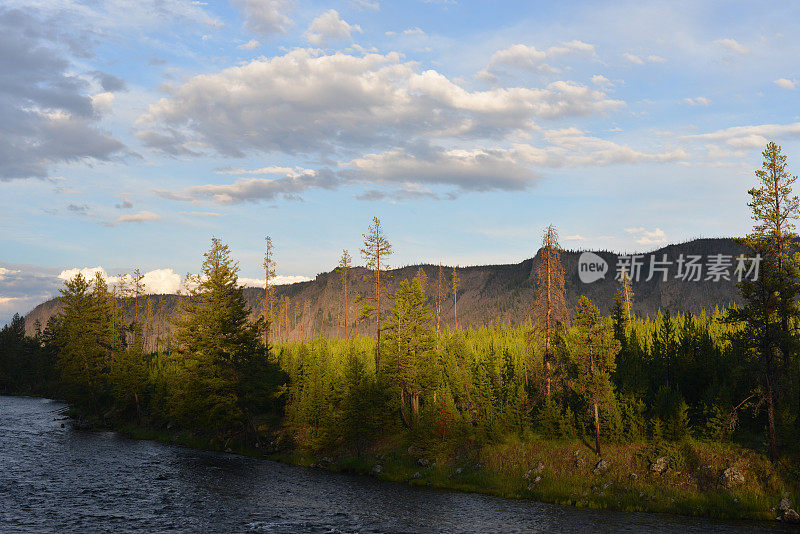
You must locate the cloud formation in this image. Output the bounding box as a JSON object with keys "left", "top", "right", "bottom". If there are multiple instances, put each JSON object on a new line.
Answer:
{"left": 714, "top": 38, "right": 748, "bottom": 55}
{"left": 157, "top": 168, "right": 338, "bottom": 204}
{"left": 684, "top": 122, "right": 800, "bottom": 149}
{"left": 625, "top": 227, "right": 667, "bottom": 245}
{"left": 305, "top": 10, "right": 362, "bottom": 46}
{"left": 480, "top": 40, "right": 595, "bottom": 78}
{"left": 233, "top": 0, "right": 294, "bottom": 36}
{"left": 112, "top": 211, "right": 161, "bottom": 224}
{"left": 135, "top": 49, "right": 623, "bottom": 158}
{"left": 0, "top": 8, "right": 125, "bottom": 180}
{"left": 622, "top": 52, "right": 665, "bottom": 65}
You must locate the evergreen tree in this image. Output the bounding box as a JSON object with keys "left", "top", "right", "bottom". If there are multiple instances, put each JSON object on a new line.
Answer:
{"left": 382, "top": 273, "right": 437, "bottom": 426}
{"left": 359, "top": 217, "right": 393, "bottom": 370}
{"left": 566, "top": 296, "right": 620, "bottom": 456}
{"left": 730, "top": 142, "right": 800, "bottom": 459}
{"left": 53, "top": 273, "right": 109, "bottom": 415}
{"left": 169, "top": 238, "right": 281, "bottom": 445}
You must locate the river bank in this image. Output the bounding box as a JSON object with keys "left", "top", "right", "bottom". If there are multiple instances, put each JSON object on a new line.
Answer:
{"left": 10, "top": 395, "right": 797, "bottom": 534}
{"left": 101, "top": 414, "right": 799, "bottom": 524}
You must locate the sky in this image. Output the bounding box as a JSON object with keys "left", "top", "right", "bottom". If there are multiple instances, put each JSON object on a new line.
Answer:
{"left": 1, "top": 0, "right": 800, "bottom": 325}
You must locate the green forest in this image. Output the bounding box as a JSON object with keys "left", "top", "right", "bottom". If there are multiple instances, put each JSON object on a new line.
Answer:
{"left": 2, "top": 143, "right": 800, "bottom": 521}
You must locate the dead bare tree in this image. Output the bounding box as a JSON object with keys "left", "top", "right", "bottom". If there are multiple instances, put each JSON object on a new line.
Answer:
{"left": 339, "top": 250, "right": 352, "bottom": 339}
{"left": 531, "top": 224, "right": 568, "bottom": 398}
{"left": 263, "top": 236, "right": 276, "bottom": 347}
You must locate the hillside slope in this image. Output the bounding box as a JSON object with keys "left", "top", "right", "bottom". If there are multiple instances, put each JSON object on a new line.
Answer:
{"left": 24, "top": 238, "right": 749, "bottom": 344}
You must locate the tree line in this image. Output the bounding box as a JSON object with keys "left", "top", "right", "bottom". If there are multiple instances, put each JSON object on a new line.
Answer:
{"left": 0, "top": 142, "right": 798, "bottom": 463}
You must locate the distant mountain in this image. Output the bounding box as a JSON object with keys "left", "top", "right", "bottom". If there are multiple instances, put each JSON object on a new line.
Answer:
{"left": 24, "top": 238, "right": 750, "bottom": 345}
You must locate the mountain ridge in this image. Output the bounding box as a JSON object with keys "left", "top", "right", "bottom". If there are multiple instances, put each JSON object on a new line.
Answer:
{"left": 24, "top": 237, "right": 749, "bottom": 344}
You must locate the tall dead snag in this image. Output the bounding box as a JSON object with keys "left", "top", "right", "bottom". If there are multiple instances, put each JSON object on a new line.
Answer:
{"left": 452, "top": 266, "right": 460, "bottom": 329}
{"left": 436, "top": 263, "right": 443, "bottom": 351}
{"left": 359, "top": 216, "right": 393, "bottom": 371}
{"left": 532, "top": 224, "right": 568, "bottom": 398}
{"left": 262, "top": 236, "right": 276, "bottom": 347}
{"left": 339, "top": 250, "right": 352, "bottom": 339}
{"left": 620, "top": 268, "right": 634, "bottom": 323}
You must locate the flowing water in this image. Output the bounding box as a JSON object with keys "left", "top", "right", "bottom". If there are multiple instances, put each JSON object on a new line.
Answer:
{"left": 0, "top": 396, "right": 790, "bottom": 533}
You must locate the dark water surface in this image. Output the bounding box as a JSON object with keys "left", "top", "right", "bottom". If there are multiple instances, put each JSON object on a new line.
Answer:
{"left": 0, "top": 396, "right": 790, "bottom": 533}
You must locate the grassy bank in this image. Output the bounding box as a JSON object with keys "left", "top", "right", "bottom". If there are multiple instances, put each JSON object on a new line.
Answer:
{"left": 270, "top": 432, "right": 798, "bottom": 522}
{"left": 98, "top": 413, "right": 798, "bottom": 523}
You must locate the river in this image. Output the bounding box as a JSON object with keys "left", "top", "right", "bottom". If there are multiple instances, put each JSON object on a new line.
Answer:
{"left": 0, "top": 396, "right": 791, "bottom": 533}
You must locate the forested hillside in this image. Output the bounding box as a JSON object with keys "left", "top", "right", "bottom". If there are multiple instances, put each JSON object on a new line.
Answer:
{"left": 24, "top": 237, "right": 747, "bottom": 346}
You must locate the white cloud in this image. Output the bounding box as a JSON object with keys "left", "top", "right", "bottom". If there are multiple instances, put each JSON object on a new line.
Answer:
{"left": 232, "top": 0, "right": 294, "bottom": 36}
{"left": 91, "top": 92, "right": 115, "bottom": 114}
{"left": 239, "top": 275, "right": 311, "bottom": 287}
{"left": 481, "top": 40, "right": 595, "bottom": 78}
{"left": 237, "top": 39, "right": 261, "bottom": 50}
{"left": 179, "top": 211, "right": 222, "bottom": 217}
{"left": 591, "top": 74, "right": 611, "bottom": 86}
{"left": 135, "top": 49, "right": 624, "bottom": 158}
{"left": 684, "top": 96, "right": 711, "bottom": 106}
{"left": 775, "top": 78, "right": 796, "bottom": 90}
{"left": 685, "top": 122, "right": 800, "bottom": 149}
{"left": 714, "top": 38, "right": 748, "bottom": 54}
{"left": 0, "top": 267, "right": 21, "bottom": 280}
{"left": 217, "top": 166, "right": 313, "bottom": 176}
{"left": 113, "top": 210, "right": 161, "bottom": 224}
{"left": 305, "top": 9, "right": 362, "bottom": 46}
{"left": 622, "top": 52, "right": 665, "bottom": 65}
{"left": 343, "top": 145, "right": 539, "bottom": 192}
{"left": 157, "top": 168, "right": 338, "bottom": 204}
{"left": 625, "top": 227, "right": 667, "bottom": 245}
{"left": 58, "top": 267, "right": 180, "bottom": 294}
{"left": 563, "top": 234, "right": 586, "bottom": 241}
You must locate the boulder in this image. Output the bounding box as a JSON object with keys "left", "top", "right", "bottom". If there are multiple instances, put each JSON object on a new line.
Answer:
{"left": 526, "top": 476, "right": 542, "bottom": 491}
{"left": 649, "top": 457, "right": 668, "bottom": 474}
{"left": 783, "top": 509, "right": 799, "bottom": 523}
{"left": 417, "top": 458, "right": 430, "bottom": 468}
{"left": 370, "top": 464, "right": 383, "bottom": 476}
{"left": 718, "top": 467, "right": 745, "bottom": 488}
{"left": 411, "top": 471, "right": 422, "bottom": 480}
{"left": 593, "top": 459, "right": 609, "bottom": 474}
{"left": 779, "top": 496, "right": 791, "bottom": 512}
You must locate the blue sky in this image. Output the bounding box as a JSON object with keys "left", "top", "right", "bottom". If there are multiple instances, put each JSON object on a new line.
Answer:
{"left": 1, "top": 0, "right": 800, "bottom": 324}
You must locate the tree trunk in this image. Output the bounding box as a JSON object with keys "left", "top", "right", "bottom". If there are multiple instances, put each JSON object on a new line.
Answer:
{"left": 766, "top": 376, "right": 778, "bottom": 460}
{"left": 376, "top": 256, "right": 381, "bottom": 371}
{"left": 594, "top": 400, "right": 601, "bottom": 457}
{"left": 134, "top": 391, "right": 141, "bottom": 426}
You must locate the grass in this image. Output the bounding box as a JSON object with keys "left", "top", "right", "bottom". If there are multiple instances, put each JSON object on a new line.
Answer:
{"left": 275, "top": 431, "right": 796, "bottom": 522}
{"left": 77, "top": 415, "right": 796, "bottom": 523}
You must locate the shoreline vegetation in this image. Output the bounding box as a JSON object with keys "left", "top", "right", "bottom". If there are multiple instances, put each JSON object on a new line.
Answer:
{"left": 2, "top": 143, "right": 800, "bottom": 524}
{"left": 105, "top": 414, "right": 794, "bottom": 523}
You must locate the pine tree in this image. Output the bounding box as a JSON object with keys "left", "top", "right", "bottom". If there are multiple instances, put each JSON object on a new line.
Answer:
{"left": 170, "top": 238, "right": 280, "bottom": 444}
{"left": 730, "top": 142, "right": 800, "bottom": 459}
{"left": 382, "top": 273, "right": 437, "bottom": 426}
{"left": 566, "top": 296, "right": 620, "bottom": 456}
{"left": 359, "top": 217, "right": 393, "bottom": 370}
{"left": 54, "top": 273, "right": 109, "bottom": 415}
